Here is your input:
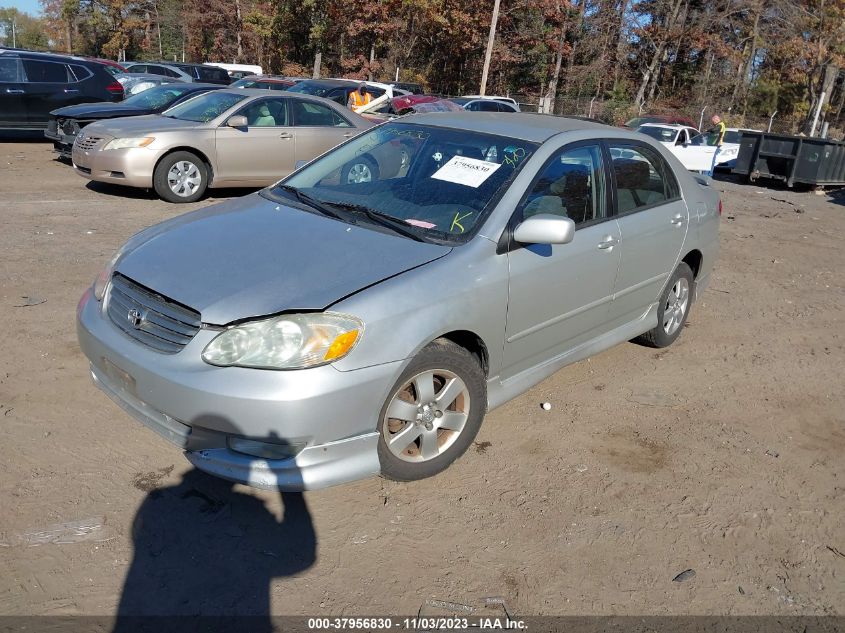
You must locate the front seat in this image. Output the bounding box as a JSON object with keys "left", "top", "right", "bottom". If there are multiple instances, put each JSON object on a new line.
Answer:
{"left": 250, "top": 104, "right": 276, "bottom": 127}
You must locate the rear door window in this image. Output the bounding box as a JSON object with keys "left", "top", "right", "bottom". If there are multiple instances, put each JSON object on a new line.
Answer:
{"left": 21, "top": 60, "right": 70, "bottom": 83}
{"left": 291, "top": 99, "right": 351, "bottom": 127}
{"left": 608, "top": 143, "right": 679, "bottom": 214}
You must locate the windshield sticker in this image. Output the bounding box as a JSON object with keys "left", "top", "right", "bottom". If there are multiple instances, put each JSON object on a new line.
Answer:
{"left": 406, "top": 219, "right": 437, "bottom": 229}
{"left": 432, "top": 151, "right": 443, "bottom": 162}
{"left": 502, "top": 146, "right": 526, "bottom": 167}
{"left": 431, "top": 156, "right": 501, "bottom": 188}
{"left": 449, "top": 211, "right": 473, "bottom": 233}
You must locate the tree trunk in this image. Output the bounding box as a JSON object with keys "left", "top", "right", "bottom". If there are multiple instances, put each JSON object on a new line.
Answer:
{"left": 612, "top": 0, "right": 630, "bottom": 92}
{"left": 804, "top": 63, "right": 839, "bottom": 134}
{"left": 235, "top": 0, "right": 243, "bottom": 62}
{"left": 545, "top": 3, "right": 567, "bottom": 113}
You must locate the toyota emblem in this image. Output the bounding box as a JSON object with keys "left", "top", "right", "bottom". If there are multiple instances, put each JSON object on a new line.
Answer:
{"left": 127, "top": 308, "right": 144, "bottom": 328}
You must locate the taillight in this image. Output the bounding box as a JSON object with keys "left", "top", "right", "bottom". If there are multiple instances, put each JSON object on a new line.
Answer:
{"left": 718, "top": 199, "right": 723, "bottom": 216}
{"left": 106, "top": 80, "right": 124, "bottom": 96}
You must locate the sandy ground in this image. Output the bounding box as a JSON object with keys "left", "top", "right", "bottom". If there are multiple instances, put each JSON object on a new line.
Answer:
{"left": 0, "top": 140, "right": 843, "bottom": 618}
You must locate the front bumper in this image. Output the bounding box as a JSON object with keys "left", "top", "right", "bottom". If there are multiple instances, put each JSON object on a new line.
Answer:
{"left": 77, "top": 287, "right": 401, "bottom": 490}
{"left": 72, "top": 141, "right": 162, "bottom": 189}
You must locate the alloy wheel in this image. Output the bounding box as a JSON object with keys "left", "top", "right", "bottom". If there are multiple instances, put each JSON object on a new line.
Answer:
{"left": 663, "top": 277, "right": 690, "bottom": 335}
{"left": 382, "top": 369, "right": 470, "bottom": 463}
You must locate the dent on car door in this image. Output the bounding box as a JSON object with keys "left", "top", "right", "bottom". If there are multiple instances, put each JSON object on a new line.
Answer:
{"left": 290, "top": 98, "right": 356, "bottom": 166}
{"left": 215, "top": 97, "right": 296, "bottom": 184}
{"left": 605, "top": 142, "right": 689, "bottom": 328}
{"left": 502, "top": 142, "right": 621, "bottom": 380}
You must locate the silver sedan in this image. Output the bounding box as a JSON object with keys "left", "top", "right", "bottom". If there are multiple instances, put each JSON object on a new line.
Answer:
{"left": 77, "top": 113, "right": 720, "bottom": 489}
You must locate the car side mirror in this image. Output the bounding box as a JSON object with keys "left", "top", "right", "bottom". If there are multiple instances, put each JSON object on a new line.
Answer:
{"left": 512, "top": 214, "right": 575, "bottom": 245}
{"left": 227, "top": 115, "right": 248, "bottom": 128}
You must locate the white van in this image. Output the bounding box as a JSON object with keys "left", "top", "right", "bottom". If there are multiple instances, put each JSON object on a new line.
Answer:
{"left": 205, "top": 62, "right": 262, "bottom": 78}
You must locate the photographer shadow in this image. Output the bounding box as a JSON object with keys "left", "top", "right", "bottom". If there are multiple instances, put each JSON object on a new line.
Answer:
{"left": 114, "top": 427, "right": 316, "bottom": 633}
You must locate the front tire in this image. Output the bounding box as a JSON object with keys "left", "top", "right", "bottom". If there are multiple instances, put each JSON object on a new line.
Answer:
{"left": 153, "top": 151, "right": 208, "bottom": 203}
{"left": 377, "top": 339, "right": 486, "bottom": 481}
{"left": 636, "top": 262, "right": 694, "bottom": 348}
{"left": 341, "top": 156, "right": 379, "bottom": 184}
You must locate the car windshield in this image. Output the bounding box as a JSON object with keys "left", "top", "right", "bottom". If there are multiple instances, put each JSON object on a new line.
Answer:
{"left": 162, "top": 91, "right": 246, "bottom": 122}
{"left": 637, "top": 126, "right": 677, "bottom": 142}
{"left": 124, "top": 84, "right": 196, "bottom": 109}
{"left": 265, "top": 122, "right": 537, "bottom": 243}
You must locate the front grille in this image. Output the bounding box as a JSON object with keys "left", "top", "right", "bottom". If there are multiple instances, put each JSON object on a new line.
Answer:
{"left": 107, "top": 274, "right": 201, "bottom": 354}
{"left": 75, "top": 133, "right": 103, "bottom": 151}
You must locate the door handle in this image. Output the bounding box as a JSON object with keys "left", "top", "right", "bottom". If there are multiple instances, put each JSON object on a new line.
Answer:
{"left": 5, "top": 88, "right": 24, "bottom": 94}
{"left": 63, "top": 88, "right": 79, "bottom": 94}
{"left": 279, "top": 132, "right": 293, "bottom": 139}
{"left": 597, "top": 236, "right": 619, "bottom": 250}
{"left": 343, "top": 132, "right": 354, "bottom": 137}
{"left": 671, "top": 213, "right": 685, "bottom": 226}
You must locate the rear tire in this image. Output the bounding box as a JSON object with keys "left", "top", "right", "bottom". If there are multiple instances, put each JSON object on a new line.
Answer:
{"left": 153, "top": 151, "right": 208, "bottom": 203}
{"left": 377, "top": 339, "right": 486, "bottom": 481}
{"left": 635, "top": 262, "right": 694, "bottom": 348}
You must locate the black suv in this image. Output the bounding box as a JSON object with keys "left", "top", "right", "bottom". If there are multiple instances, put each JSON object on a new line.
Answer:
{"left": 0, "top": 48, "right": 124, "bottom": 130}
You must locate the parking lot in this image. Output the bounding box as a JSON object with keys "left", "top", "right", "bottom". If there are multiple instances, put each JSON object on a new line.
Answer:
{"left": 1, "top": 140, "right": 843, "bottom": 617}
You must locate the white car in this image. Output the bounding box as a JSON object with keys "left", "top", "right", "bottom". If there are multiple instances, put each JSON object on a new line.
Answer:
{"left": 655, "top": 127, "right": 758, "bottom": 173}
{"left": 637, "top": 123, "right": 700, "bottom": 148}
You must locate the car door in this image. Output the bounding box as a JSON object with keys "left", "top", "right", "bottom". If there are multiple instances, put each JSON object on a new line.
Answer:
{"left": 502, "top": 142, "right": 622, "bottom": 380}
{"left": 19, "top": 59, "right": 76, "bottom": 126}
{"left": 289, "top": 98, "right": 357, "bottom": 166}
{"left": 214, "top": 96, "right": 297, "bottom": 184}
{"left": 605, "top": 141, "right": 689, "bottom": 328}
{"left": 0, "top": 57, "right": 26, "bottom": 127}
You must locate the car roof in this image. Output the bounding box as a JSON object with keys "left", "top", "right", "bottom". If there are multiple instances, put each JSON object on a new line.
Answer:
{"left": 640, "top": 122, "right": 687, "bottom": 129}
{"left": 400, "top": 112, "right": 612, "bottom": 142}
{"left": 0, "top": 47, "right": 99, "bottom": 64}
{"left": 295, "top": 78, "right": 360, "bottom": 88}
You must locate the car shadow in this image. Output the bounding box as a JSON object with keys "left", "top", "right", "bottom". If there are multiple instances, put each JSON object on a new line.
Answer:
{"left": 827, "top": 187, "right": 845, "bottom": 207}
{"left": 85, "top": 180, "right": 261, "bottom": 202}
{"left": 0, "top": 130, "right": 52, "bottom": 142}
{"left": 113, "top": 423, "right": 316, "bottom": 631}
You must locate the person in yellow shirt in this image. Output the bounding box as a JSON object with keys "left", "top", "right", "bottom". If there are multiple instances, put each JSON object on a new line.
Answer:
{"left": 707, "top": 114, "right": 727, "bottom": 146}
{"left": 348, "top": 84, "right": 373, "bottom": 109}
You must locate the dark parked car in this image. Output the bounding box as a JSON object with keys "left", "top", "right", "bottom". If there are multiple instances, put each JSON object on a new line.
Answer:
{"left": 230, "top": 75, "right": 300, "bottom": 90}
{"left": 286, "top": 79, "right": 386, "bottom": 106}
{"left": 45, "top": 82, "right": 223, "bottom": 158}
{"left": 0, "top": 48, "right": 124, "bottom": 130}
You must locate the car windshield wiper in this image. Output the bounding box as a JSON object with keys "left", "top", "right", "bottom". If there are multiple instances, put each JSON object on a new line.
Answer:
{"left": 322, "top": 201, "right": 427, "bottom": 242}
{"left": 277, "top": 185, "right": 348, "bottom": 222}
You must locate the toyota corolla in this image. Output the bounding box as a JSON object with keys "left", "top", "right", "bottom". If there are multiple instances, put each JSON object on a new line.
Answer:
{"left": 77, "top": 113, "right": 720, "bottom": 490}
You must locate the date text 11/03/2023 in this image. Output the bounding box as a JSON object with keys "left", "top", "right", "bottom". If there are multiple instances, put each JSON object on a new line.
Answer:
{"left": 306, "top": 617, "right": 528, "bottom": 630}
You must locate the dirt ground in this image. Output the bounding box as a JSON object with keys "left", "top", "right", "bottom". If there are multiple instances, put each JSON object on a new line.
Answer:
{"left": 0, "top": 140, "right": 843, "bottom": 618}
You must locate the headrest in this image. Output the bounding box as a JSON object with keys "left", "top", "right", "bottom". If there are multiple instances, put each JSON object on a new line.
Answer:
{"left": 614, "top": 158, "right": 650, "bottom": 190}
{"left": 258, "top": 104, "right": 271, "bottom": 116}
{"left": 550, "top": 166, "right": 590, "bottom": 196}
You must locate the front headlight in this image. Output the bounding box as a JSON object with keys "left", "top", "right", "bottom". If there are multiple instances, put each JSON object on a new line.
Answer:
{"left": 102, "top": 137, "right": 155, "bottom": 150}
{"left": 93, "top": 251, "right": 121, "bottom": 301}
{"left": 129, "top": 81, "right": 155, "bottom": 95}
{"left": 202, "top": 312, "right": 363, "bottom": 369}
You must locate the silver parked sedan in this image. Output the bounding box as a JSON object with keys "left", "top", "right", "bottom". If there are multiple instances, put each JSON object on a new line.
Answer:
{"left": 71, "top": 89, "right": 372, "bottom": 202}
{"left": 76, "top": 113, "right": 720, "bottom": 490}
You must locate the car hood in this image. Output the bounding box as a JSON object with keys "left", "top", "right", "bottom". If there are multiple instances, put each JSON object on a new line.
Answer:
{"left": 114, "top": 193, "right": 451, "bottom": 324}
{"left": 83, "top": 114, "right": 205, "bottom": 138}
{"left": 51, "top": 103, "right": 150, "bottom": 120}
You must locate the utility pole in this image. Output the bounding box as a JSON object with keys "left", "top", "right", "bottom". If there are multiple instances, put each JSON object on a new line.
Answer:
{"left": 11, "top": 18, "right": 16, "bottom": 48}
{"left": 479, "top": 0, "right": 501, "bottom": 96}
